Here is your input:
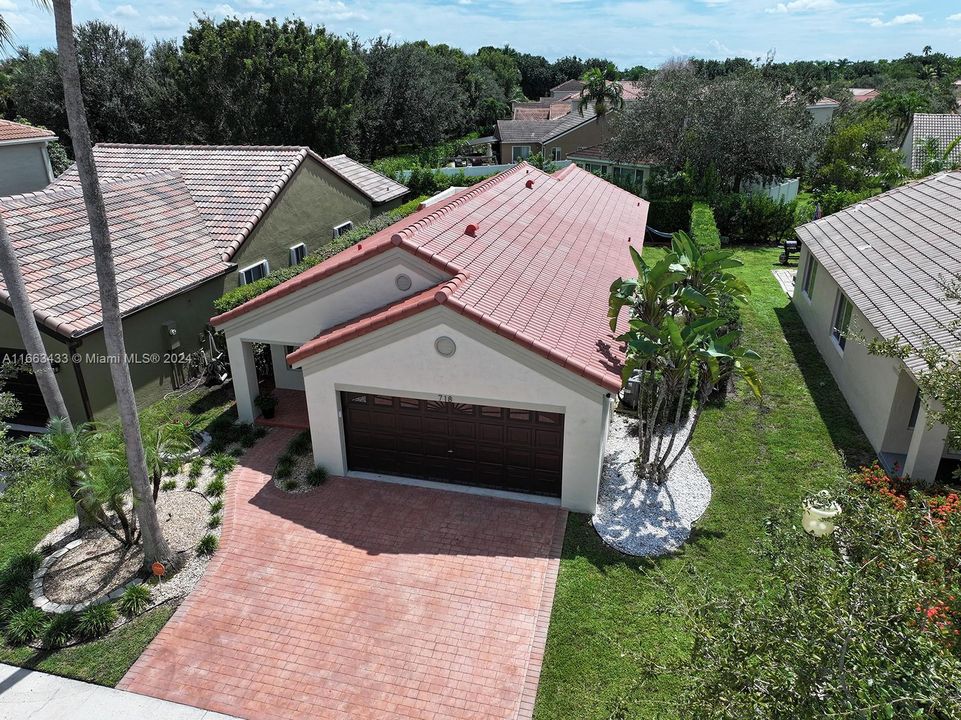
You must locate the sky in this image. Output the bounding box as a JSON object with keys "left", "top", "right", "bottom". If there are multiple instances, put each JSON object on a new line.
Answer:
{"left": 2, "top": 0, "right": 961, "bottom": 67}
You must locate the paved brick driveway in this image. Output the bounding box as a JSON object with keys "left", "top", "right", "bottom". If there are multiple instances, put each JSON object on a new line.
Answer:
{"left": 120, "top": 428, "right": 567, "bottom": 720}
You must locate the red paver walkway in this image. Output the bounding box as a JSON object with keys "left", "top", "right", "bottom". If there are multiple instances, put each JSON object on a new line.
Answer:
{"left": 120, "top": 428, "right": 567, "bottom": 720}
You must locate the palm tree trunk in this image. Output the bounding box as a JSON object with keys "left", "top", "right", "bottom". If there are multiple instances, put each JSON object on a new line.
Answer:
{"left": 52, "top": 0, "right": 178, "bottom": 571}
{"left": 0, "top": 214, "right": 72, "bottom": 425}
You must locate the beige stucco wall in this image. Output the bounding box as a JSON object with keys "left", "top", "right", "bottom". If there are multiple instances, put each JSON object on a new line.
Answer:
{"left": 0, "top": 141, "right": 52, "bottom": 196}
{"left": 296, "top": 307, "right": 610, "bottom": 514}
{"left": 792, "top": 246, "right": 921, "bottom": 455}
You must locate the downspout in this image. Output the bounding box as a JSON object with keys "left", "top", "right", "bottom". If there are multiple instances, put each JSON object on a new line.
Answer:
{"left": 67, "top": 337, "right": 93, "bottom": 422}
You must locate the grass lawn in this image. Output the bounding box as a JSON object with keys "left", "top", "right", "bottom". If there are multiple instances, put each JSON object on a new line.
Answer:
{"left": 534, "top": 246, "right": 875, "bottom": 719}
{"left": 0, "top": 384, "right": 235, "bottom": 684}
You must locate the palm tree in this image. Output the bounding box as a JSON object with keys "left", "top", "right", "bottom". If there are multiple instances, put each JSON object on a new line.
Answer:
{"left": 80, "top": 457, "right": 137, "bottom": 546}
{"left": 0, "top": 2, "right": 73, "bottom": 430}
{"left": 918, "top": 136, "right": 961, "bottom": 177}
{"left": 52, "top": 0, "right": 176, "bottom": 571}
{"left": 142, "top": 423, "right": 191, "bottom": 501}
{"left": 577, "top": 67, "right": 625, "bottom": 118}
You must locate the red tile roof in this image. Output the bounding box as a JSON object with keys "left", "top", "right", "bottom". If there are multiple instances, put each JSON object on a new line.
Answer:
{"left": 52, "top": 144, "right": 408, "bottom": 261}
{"left": 213, "top": 163, "right": 649, "bottom": 392}
{"left": 0, "top": 119, "right": 55, "bottom": 143}
{"left": 0, "top": 172, "right": 229, "bottom": 337}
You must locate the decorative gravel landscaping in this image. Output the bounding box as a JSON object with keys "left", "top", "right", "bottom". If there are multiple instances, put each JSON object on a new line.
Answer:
{"left": 272, "top": 430, "right": 329, "bottom": 493}
{"left": 592, "top": 412, "right": 711, "bottom": 556}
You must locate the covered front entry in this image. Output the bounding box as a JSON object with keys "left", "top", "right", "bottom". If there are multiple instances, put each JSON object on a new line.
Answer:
{"left": 341, "top": 391, "right": 564, "bottom": 497}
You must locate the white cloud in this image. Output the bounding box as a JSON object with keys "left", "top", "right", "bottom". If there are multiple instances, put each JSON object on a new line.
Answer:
{"left": 864, "top": 13, "right": 923, "bottom": 27}
{"left": 311, "top": 0, "right": 368, "bottom": 21}
{"left": 708, "top": 38, "right": 732, "bottom": 54}
{"left": 948, "top": 13, "right": 961, "bottom": 22}
{"left": 147, "top": 14, "right": 181, "bottom": 30}
{"left": 766, "top": 0, "right": 836, "bottom": 14}
{"left": 0, "top": 0, "right": 16, "bottom": 11}
{"left": 212, "top": 3, "right": 268, "bottom": 20}
{"left": 112, "top": 3, "right": 138, "bottom": 18}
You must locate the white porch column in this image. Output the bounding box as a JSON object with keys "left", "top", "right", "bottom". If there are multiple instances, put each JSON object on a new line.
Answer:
{"left": 902, "top": 401, "right": 948, "bottom": 484}
{"left": 227, "top": 336, "right": 259, "bottom": 423}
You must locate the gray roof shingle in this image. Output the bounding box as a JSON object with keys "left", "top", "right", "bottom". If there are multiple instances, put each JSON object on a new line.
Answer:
{"left": 321, "top": 154, "right": 408, "bottom": 204}
{"left": 908, "top": 113, "right": 961, "bottom": 172}
{"left": 496, "top": 105, "right": 597, "bottom": 145}
{"left": 795, "top": 172, "right": 961, "bottom": 371}
{"left": 0, "top": 171, "right": 230, "bottom": 337}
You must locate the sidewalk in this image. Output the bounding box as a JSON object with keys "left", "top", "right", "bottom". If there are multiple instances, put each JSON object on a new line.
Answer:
{"left": 0, "top": 663, "right": 239, "bottom": 720}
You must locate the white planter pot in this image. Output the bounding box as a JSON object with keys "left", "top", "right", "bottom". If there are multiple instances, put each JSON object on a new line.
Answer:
{"left": 802, "top": 501, "right": 841, "bottom": 537}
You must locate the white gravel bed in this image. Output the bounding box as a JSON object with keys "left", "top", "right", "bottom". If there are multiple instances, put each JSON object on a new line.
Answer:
{"left": 592, "top": 411, "right": 712, "bottom": 556}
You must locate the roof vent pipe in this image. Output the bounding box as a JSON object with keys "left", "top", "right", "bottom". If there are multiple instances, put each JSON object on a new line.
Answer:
{"left": 525, "top": 179, "right": 534, "bottom": 189}
{"left": 465, "top": 223, "right": 479, "bottom": 237}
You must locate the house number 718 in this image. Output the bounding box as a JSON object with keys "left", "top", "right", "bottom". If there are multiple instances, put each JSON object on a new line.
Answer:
{"left": 437, "top": 394, "right": 453, "bottom": 402}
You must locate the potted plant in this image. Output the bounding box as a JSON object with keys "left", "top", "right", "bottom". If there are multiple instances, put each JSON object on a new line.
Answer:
{"left": 255, "top": 392, "right": 277, "bottom": 420}
{"left": 802, "top": 490, "right": 841, "bottom": 537}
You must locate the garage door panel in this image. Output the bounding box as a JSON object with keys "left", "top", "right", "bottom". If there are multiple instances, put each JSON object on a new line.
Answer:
{"left": 343, "top": 392, "right": 563, "bottom": 497}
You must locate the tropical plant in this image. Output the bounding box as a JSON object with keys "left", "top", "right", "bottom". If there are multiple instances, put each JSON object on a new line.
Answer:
{"left": 141, "top": 422, "right": 192, "bottom": 500}
{"left": 197, "top": 533, "right": 219, "bottom": 556}
{"left": 210, "top": 453, "right": 236, "bottom": 478}
{"left": 577, "top": 67, "right": 624, "bottom": 118}
{"left": 5, "top": 606, "right": 47, "bottom": 644}
{"left": 0, "top": 587, "right": 32, "bottom": 627}
{"left": 117, "top": 583, "right": 151, "bottom": 618}
{"left": 204, "top": 478, "right": 225, "bottom": 497}
{"left": 209, "top": 498, "right": 224, "bottom": 515}
{"left": 306, "top": 466, "right": 328, "bottom": 487}
{"left": 79, "top": 456, "right": 137, "bottom": 545}
{"left": 24, "top": 417, "right": 107, "bottom": 528}
{"left": 42, "top": 610, "right": 78, "bottom": 648}
{"left": 917, "top": 135, "right": 961, "bottom": 177}
{"left": 52, "top": 0, "right": 176, "bottom": 572}
{"left": 608, "top": 234, "right": 760, "bottom": 482}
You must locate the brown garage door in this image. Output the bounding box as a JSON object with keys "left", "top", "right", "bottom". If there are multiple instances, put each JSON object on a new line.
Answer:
{"left": 342, "top": 392, "right": 563, "bottom": 497}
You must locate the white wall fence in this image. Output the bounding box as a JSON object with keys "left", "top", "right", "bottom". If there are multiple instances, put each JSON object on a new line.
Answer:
{"left": 397, "top": 160, "right": 572, "bottom": 182}
{"left": 744, "top": 177, "right": 800, "bottom": 203}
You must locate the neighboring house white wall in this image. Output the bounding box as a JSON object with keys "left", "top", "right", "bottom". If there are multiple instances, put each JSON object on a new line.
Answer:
{"left": 793, "top": 246, "right": 949, "bottom": 481}
{"left": 900, "top": 122, "right": 915, "bottom": 169}
{"left": 295, "top": 306, "right": 610, "bottom": 514}
{"left": 0, "top": 141, "right": 53, "bottom": 195}
{"left": 806, "top": 104, "right": 837, "bottom": 127}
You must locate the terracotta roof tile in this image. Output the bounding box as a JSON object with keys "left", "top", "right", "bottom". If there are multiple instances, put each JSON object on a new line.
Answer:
{"left": 0, "top": 119, "right": 55, "bottom": 143}
{"left": 215, "top": 163, "right": 648, "bottom": 392}
{"left": 0, "top": 172, "right": 229, "bottom": 337}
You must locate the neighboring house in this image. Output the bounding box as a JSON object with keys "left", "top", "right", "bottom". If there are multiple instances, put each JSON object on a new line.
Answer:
{"left": 900, "top": 113, "right": 961, "bottom": 173}
{"left": 806, "top": 97, "right": 840, "bottom": 126}
{"left": 793, "top": 172, "right": 961, "bottom": 483}
{"left": 566, "top": 145, "right": 652, "bottom": 193}
{"left": 0, "top": 119, "right": 58, "bottom": 196}
{"left": 210, "top": 163, "right": 649, "bottom": 514}
{"left": 0, "top": 144, "right": 408, "bottom": 429}
{"left": 849, "top": 87, "right": 880, "bottom": 103}
{"left": 497, "top": 78, "right": 644, "bottom": 164}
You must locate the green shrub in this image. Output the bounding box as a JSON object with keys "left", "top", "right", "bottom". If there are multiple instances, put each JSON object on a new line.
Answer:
{"left": 6, "top": 607, "right": 47, "bottom": 644}
{"left": 197, "top": 534, "right": 219, "bottom": 556}
{"left": 185, "top": 478, "right": 197, "bottom": 491}
{"left": 76, "top": 602, "right": 117, "bottom": 641}
{"left": 208, "top": 514, "right": 222, "bottom": 529}
{"left": 711, "top": 192, "right": 797, "bottom": 245}
{"left": 209, "top": 498, "right": 224, "bottom": 515}
{"left": 210, "top": 453, "right": 237, "bottom": 477}
{"left": 690, "top": 201, "right": 721, "bottom": 251}
{"left": 188, "top": 456, "right": 205, "bottom": 480}
{"left": 0, "top": 587, "right": 32, "bottom": 627}
{"left": 212, "top": 196, "right": 428, "bottom": 314}
{"left": 205, "top": 478, "right": 226, "bottom": 497}
{"left": 0, "top": 552, "right": 42, "bottom": 594}
{"left": 306, "top": 466, "right": 328, "bottom": 487}
{"left": 275, "top": 458, "right": 294, "bottom": 480}
{"left": 283, "top": 479, "right": 299, "bottom": 491}
{"left": 229, "top": 447, "right": 244, "bottom": 458}
{"left": 160, "top": 479, "right": 177, "bottom": 491}
{"left": 288, "top": 431, "right": 311, "bottom": 456}
{"left": 117, "top": 584, "right": 152, "bottom": 618}
{"left": 253, "top": 426, "right": 267, "bottom": 440}
{"left": 42, "top": 611, "right": 79, "bottom": 649}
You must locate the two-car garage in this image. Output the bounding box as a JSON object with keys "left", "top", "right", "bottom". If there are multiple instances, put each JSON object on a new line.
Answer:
{"left": 341, "top": 391, "right": 564, "bottom": 497}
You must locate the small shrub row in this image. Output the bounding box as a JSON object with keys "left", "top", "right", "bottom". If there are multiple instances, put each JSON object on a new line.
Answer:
{"left": 689, "top": 201, "right": 721, "bottom": 251}
{"left": 197, "top": 534, "right": 219, "bottom": 556}
{"left": 213, "top": 195, "right": 427, "bottom": 314}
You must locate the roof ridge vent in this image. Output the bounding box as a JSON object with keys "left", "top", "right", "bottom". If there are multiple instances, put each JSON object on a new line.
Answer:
{"left": 525, "top": 179, "right": 534, "bottom": 189}
{"left": 465, "top": 223, "right": 480, "bottom": 237}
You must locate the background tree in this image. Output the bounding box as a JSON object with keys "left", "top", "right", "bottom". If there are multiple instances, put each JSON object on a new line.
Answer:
{"left": 52, "top": 0, "right": 175, "bottom": 571}
{"left": 810, "top": 114, "right": 905, "bottom": 193}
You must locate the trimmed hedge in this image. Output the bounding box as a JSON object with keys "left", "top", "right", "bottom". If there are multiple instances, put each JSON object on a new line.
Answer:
{"left": 647, "top": 196, "right": 693, "bottom": 236}
{"left": 213, "top": 195, "right": 427, "bottom": 314}
{"left": 690, "top": 201, "right": 721, "bottom": 251}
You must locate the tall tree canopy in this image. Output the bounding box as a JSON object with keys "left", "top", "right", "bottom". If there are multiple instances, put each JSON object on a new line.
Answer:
{"left": 608, "top": 63, "right": 819, "bottom": 191}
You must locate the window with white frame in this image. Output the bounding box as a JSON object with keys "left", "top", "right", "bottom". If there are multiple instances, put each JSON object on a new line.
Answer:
{"left": 332, "top": 221, "right": 353, "bottom": 239}
{"left": 831, "top": 291, "right": 853, "bottom": 350}
{"left": 801, "top": 254, "right": 818, "bottom": 299}
{"left": 551, "top": 147, "right": 562, "bottom": 161}
{"left": 512, "top": 145, "right": 531, "bottom": 162}
{"left": 289, "top": 243, "right": 306, "bottom": 266}
{"left": 238, "top": 259, "right": 269, "bottom": 285}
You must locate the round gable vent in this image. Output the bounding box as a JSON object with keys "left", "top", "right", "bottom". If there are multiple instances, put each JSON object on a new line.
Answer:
{"left": 434, "top": 336, "right": 456, "bottom": 357}
{"left": 395, "top": 273, "right": 412, "bottom": 291}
